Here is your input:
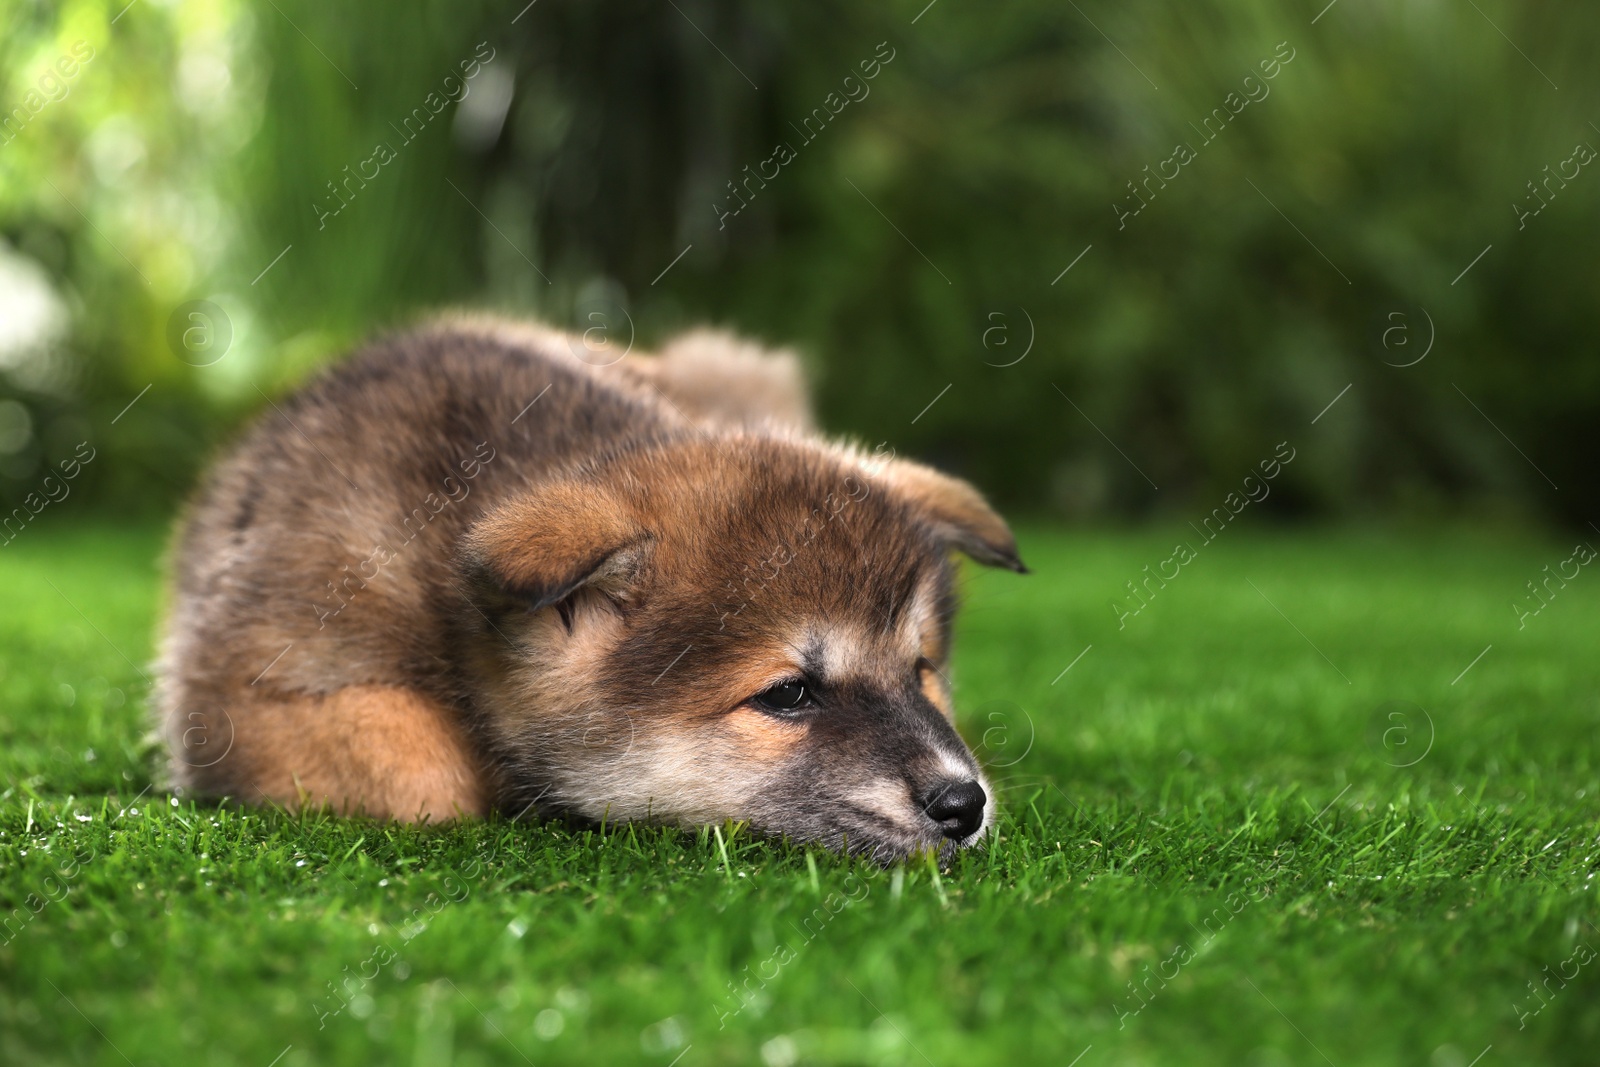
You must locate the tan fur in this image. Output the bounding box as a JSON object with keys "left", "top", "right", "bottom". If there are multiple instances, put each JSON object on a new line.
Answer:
{"left": 874, "top": 458, "right": 1028, "bottom": 572}
{"left": 229, "top": 686, "right": 484, "bottom": 821}
{"left": 464, "top": 481, "right": 647, "bottom": 602}
{"left": 629, "top": 329, "right": 812, "bottom": 431}
{"left": 920, "top": 666, "right": 953, "bottom": 718}
{"left": 722, "top": 708, "right": 808, "bottom": 761}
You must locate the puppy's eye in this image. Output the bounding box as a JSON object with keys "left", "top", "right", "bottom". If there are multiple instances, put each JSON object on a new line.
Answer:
{"left": 753, "top": 681, "right": 811, "bottom": 713}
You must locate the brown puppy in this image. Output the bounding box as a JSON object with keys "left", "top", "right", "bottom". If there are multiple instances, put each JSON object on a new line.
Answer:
{"left": 157, "top": 316, "right": 1025, "bottom": 860}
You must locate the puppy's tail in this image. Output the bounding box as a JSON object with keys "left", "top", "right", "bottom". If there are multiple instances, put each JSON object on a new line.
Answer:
{"left": 631, "top": 329, "right": 813, "bottom": 431}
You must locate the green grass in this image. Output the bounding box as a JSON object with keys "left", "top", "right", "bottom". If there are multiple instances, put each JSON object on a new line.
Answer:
{"left": 3, "top": 520, "right": 1598, "bottom": 1066}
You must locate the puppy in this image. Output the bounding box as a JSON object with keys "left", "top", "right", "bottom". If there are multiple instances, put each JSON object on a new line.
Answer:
{"left": 157, "top": 316, "right": 1026, "bottom": 860}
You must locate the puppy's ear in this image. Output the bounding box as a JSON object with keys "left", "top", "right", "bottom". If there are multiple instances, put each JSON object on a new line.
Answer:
{"left": 873, "top": 458, "right": 1027, "bottom": 573}
{"left": 461, "top": 482, "right": 651, "bottom": 611}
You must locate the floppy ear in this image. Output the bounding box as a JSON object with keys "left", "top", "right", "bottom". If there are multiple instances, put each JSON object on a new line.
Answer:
{"left": 874, "top": 458, "right": 1027, "bottom": 573}
{"left": 460, "top": 481, "right": 652, "bottom": 611}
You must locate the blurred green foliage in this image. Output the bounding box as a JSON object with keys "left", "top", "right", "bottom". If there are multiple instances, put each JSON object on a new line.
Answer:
{"left": 1, "top": 0, "right": 1596, "bottom": 523}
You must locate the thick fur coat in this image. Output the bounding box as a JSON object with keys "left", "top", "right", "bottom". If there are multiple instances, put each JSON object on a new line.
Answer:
{"left": 158, "top": 316, "right": 1024, "bottom": 859}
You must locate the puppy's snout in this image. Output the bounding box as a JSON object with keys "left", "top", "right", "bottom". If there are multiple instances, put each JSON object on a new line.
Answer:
{"left": 918, "top": 778, "right": 986, "bottom": 839}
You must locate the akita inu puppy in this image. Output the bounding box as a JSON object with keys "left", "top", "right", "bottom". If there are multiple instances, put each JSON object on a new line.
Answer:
{"left": 158, "top": 317, "right": 1025, "bottom": 860}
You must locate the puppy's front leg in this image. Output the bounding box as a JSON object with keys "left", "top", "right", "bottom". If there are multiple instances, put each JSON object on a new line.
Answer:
{"left": 229, "top": 686, "right": 486, "bottom": 823}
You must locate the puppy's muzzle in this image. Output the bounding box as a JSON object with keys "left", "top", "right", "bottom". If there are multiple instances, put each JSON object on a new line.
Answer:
{"left": 917, "top": 778, "right": 987, "bottom": 839}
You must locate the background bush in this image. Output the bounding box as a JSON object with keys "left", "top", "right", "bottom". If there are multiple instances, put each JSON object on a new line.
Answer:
{"left": 1, "top": 0, "right": 1594, "bottom": 524}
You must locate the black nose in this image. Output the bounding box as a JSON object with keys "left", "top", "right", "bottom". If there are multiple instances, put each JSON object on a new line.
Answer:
{"left": 919, "top": 779, "right": 987, "bottom": 840}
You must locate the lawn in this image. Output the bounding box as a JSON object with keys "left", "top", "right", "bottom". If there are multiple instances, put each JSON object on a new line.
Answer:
{"left": 2, "top": 520, "right": 1597, "bottom": 1066}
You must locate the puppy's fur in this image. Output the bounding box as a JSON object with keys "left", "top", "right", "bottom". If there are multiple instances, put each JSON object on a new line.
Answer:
{"left": 157, "top": 316, "right": 1024, "bottom": 860}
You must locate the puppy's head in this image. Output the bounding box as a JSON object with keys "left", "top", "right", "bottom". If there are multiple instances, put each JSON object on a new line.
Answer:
{"left": 459, "top": 436, "right": 1024, "bottom": 861}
